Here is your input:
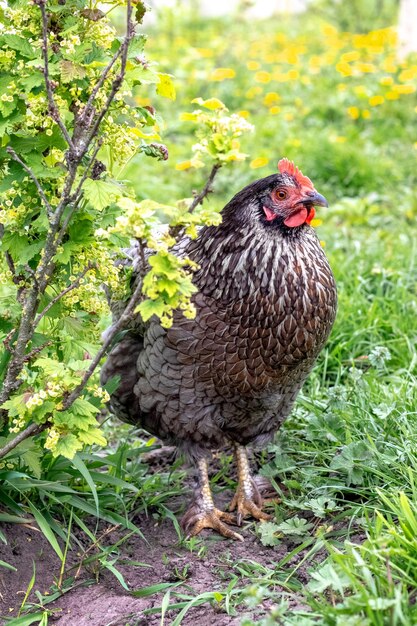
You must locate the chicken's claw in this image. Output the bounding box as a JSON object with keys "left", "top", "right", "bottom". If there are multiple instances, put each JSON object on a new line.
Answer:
{"left": 181, "top": 503, "right": 243, "bottom": 541}
{"left": 229, "top": 479, "right": 272, "bottom": 526}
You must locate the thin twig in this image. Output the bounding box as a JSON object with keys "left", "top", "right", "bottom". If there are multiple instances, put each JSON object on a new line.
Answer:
{"left": 188, "top": 163, "right": 221, "bottom": 213}
{"left": 38, "top": 1, "right": 75, "bottom": 150}
{"left": 6, "top": 147, "right": 53, "bottom": 217}
{"left": 84, "top": 0, "right": 134, "bottom": 148}
{"left": 22, "top": 340, "right": 53, "bottom": 363}
{"left": 69, "top": 139, "right": 103, "bottom": 205}
{"left": 0, "top": 423, "right": 48, "bottom": 459}
{"left": 34, "top": 264, "right": 95, "bottom": 328}
{"left": 83, "top": 45, "right": 124, "bottom": 120}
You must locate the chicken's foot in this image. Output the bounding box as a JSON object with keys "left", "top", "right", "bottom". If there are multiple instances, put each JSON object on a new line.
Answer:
{"left": 229, "top": 444, "right": 272, "bottom": 526}
{"left": 181, "top": 457, "right": 243, "bottom": 541}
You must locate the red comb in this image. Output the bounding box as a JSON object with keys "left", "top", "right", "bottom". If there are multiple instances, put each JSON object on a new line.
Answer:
{"left": 278, "top": 158, "right": 314, "bottom": 190}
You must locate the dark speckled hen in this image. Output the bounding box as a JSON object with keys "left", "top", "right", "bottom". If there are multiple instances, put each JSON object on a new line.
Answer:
{"left": 101, "top": 158, "right": 337, "bottom": 540}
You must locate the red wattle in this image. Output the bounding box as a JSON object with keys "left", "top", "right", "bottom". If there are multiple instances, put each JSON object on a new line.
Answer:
{"left": 284, "top": 207, "right": 308, "bottom": 228}
{"left": 306, "top": 207, "right": 316, "bottom": 224}
{"left": 263, "top": 206, "right": 277, "bottom": 221}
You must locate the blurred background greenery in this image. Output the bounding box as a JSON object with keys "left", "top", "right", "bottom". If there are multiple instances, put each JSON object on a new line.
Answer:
{"left": 123, "top": 0, "right": 416, "bottom": 213}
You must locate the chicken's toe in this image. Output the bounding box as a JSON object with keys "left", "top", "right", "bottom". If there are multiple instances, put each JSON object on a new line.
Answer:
{"left": 181, "top": 503, "right": 243, "bottom": 541}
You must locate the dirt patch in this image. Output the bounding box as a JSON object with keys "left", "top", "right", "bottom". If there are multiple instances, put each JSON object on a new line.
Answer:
{"left": 0, "top": 499, "right": 313, "bottom": 626}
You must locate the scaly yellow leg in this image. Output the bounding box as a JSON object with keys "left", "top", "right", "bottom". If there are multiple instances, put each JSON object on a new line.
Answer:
{"left": 181, "top": 457, "right": 244, "bottom": 541}
{"left": 229, "top": 444, "right": 272, "bottom": 526}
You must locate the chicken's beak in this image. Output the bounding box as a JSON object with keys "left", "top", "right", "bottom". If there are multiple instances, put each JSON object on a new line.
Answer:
{"left": 305, "top": 191, "right": 328, "bottom": 208}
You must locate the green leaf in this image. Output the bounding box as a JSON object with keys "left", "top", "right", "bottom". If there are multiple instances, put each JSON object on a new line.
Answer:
{"left": 308, "top": 562, "right": 350, "bottom": 594}
{"left": 128, "top": 34, "right": 147, "bottom": 58}
{"left": 258, "top": 521, "right": 281, "bottom": 547}
{"left": 54, "top": 434, "right": 83, "bottom": 459}
{"left": 83, "top": 179, "right": 122, "bottom": 211}
{"left": 77, "top": 428, "right": 107, "bottom": 446}
{"left": 60, "top": 60, "right": 87, "bottom": 83}
{"left": 71, "top": 454, "right": 99, "bottom": 517}
{"left": 0, "top": 559, "right": 17, "bottom": 571}
{"left": 156, "top": 73, "right": 176, "bottom": 100}
{"left": 71, "top": 397, "right": 100, "bottom": 417}
{"left": 148, "top": 254, "right": 180, "bottom": 279}
{"left": 1, "top": 34, "right": 36, "bottom": 58}
{"left": 137, "top": 297, "right": 166, "bottom": 321}
{"left": 28, "top": 502, "right": 64, "bottom": 560}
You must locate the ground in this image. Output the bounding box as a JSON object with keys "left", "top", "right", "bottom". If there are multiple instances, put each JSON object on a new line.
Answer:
{"left": 0, "top": 489, "right": 320, "bottom": 626}
{"left": 0, "top": 444, "right": 335, "bottom": 626}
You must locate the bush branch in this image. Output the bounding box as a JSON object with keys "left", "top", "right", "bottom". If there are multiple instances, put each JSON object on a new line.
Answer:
{"left": 0, "top": 423, "right": 48, "bottom": 459}
{"left": 38, "top": 0, "right": 75, "bottom": 150}
{"left": 34, "top": 264, "right": 95, "bottom": 328}
{"left": 6, "top": 147, "right": 53, "bottom": 218}
{"left": 188, "top": 163, "right": 221, "bottom": 213}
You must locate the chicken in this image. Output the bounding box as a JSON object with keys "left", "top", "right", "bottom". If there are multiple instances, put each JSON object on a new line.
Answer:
{"left": 101, "top": 158, "right": 337, "bottom": 541}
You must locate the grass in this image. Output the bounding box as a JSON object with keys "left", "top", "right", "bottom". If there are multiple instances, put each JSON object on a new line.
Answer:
{"left": 2, "top": 4, "right": 417, "bottom": 626}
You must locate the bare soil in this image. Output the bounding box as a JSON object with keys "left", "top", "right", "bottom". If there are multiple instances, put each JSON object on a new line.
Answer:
{"left": 0, "top": 500, "right": 316, "bottom": 626}
{"left": 0, "top": 448, "right": 321, "bottom": 626}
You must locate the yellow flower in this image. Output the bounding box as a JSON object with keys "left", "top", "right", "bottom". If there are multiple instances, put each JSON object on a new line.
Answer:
{"left": 209, "top": 67, "right": 236, "bottom": 81}
{"left": 355, "top": 62, "right": 376, "bottom": 73}
{"left": 255, "top": 71, "right": 271, "bottom": 84}
{"left": 347, "top": 106, "right": 360, "bottom": 119}
{"left": 335, "top": 136, "right": 347, "bottom": 143}
{"left": 284, "top": 112, "right": 294, "bottom": 121}
{"left": 135, "top": 96, "right": 151, "bottom": 106}
{"left": 269, "top": 106, "right": 281, "bottom": 115}
{"left": 175, "top": 160, "right": 193, "bottom": 171}
{"left": 369, "top": 95, "right": 384, "bottom": 106}
{"left": 247, "top": 60, "right": 260, "bottom": 71}
{"left": 399, "top": 67, "right": 417, "bottom": 82}
{"left": 340, "top": 51, "right": 360, "bottom": 62}
{"left": 310, "top": 218, "right": 323, "bottom": 227}
{"left": 380, "top": 76, "right": 393, "bottom": 86}
{"left": 288, "top": 69, "right": 299, "bottom": 80}
{"left": 250, "top": 157, "right": 269, "bottom": 169}
{"left": 335, "top": 62, "right": 352, "bottom": 77}
{"left": 237, "top": 110, "right": 250, "bottom": 118}
{"left": 196, "top": 48, "right": 213, "bottom": 58}
{"left": 385, "top": 91, "right": 399, "bottom": 100}
{"left": 362, "top": 109, "right": 371, "bottom": 119}
{"left": 392, "top": 84, "right": 416, "bottom": 95}
{"left": 263, "top": 92, "right": 280, "bottom": 107}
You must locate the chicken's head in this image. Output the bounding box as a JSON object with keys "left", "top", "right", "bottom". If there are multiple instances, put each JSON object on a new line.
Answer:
{"left": 262, "top": 158, "right": 328, "bottom": 228}
{"left": 223, "top": 158, "right": 328, "bottom": 232}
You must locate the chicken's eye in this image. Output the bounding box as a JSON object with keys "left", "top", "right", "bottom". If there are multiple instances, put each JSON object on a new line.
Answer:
{"left": 276, "top": 189, "right": 287, "bottom": 200}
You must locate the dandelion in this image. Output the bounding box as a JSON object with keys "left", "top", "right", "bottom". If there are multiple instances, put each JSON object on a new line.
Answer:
{"left": 369, "top": 95, "right": 384, "bottom": 106}
{"left": 392, "top": 84, "right": 415, "bottom": 95}
{"left": 347, "top": 106, "right": 360, "bottom": 120}
{"left": 249, "top": 157, "right": 269, "bottom": 169}
{"left": 209, "top": 68, "right": 236, "bottom": 81}
{"left": 254, "top": 71, "right": 271, "bottom": 84}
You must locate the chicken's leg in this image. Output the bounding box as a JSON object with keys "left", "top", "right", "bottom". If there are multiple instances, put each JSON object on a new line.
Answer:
{"left": 181, "top": 457, "right": 243, "bottom": 541}
{"left": 229, "top": 444, "right": 272, "bottom": 526}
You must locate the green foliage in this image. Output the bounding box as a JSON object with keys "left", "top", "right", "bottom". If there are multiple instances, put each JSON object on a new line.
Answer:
{"left": 0, "top": 0, "right": 252, "bottom": 465}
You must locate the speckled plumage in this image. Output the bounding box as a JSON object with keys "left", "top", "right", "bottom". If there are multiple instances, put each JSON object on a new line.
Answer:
{"left": 101, "top": 172, "right": 337, "bottom": 463}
